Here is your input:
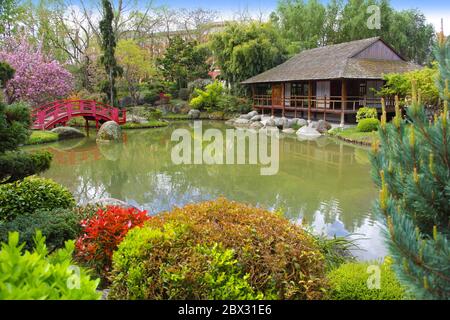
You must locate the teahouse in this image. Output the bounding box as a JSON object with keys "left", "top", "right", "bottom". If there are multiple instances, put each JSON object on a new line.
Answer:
{"left": 241, "top": 37, "right": 420, "bottom": 124}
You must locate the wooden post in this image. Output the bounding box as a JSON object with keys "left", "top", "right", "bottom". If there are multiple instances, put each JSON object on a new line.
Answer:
{"left": 251, "top": 85, "right": 255, "bottom": 110}
{"left": 308, "top": 80, "right": 312, "bottom": 123}
{"left": 282, "top": 83, "right": 285, "bottom": 117}
{"left": 85, "top": 118, "right": 90, "bottom": 137}
{"left": 271, "top": 83, "right": 274, "bottom": 116}
{"left": 340, "top": 79, "right": 347, "bottom": 127}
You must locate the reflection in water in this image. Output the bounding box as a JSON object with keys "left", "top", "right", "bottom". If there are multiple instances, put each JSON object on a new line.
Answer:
{"left": 25, "top": 122, "right": 386, "bottom": 260}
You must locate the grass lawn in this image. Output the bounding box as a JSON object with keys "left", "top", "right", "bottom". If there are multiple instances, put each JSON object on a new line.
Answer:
{"left": 161, "top": 113, "right": 191, "bottom": 120}
{"left": 329, "top": 127, "right": 379, "bottom": 145}
{"left": 162, "top": 112, "right": 235, "bottom": 121}
{"left": 26, "top": 130, "right": 59, "bottom": 145}
{"left": 121, "top": 120, "right": 169, "bottom": 129}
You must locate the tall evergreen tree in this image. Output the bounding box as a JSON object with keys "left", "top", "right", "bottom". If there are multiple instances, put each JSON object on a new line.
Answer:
{"left": 370, "top": 35, "right": 450, "bottom": 299}
{"left": 99, "top": 0, "right": 122, "bottom": 106}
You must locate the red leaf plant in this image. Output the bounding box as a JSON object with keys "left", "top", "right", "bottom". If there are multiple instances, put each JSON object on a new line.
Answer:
{"left": 75, "top": 206, "right": 150, "bottom": 278}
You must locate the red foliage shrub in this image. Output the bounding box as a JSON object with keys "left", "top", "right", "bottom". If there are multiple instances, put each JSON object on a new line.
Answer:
{"left": 75, "top": 206, "right": 150, "bottom": 278}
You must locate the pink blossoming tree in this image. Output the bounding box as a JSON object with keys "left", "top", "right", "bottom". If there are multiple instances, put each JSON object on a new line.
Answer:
{"left": 0, "top": 37, "right": 73, "bottom": 106}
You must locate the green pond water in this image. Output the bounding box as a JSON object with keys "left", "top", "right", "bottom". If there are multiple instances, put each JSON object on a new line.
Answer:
{"left": 26, "top": 121, "right": 387, "bottom": 260}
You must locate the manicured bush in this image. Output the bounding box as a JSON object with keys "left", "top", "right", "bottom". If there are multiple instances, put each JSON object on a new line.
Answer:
{"left": 0, "top": 176, "right": 75, "bottom": 221}
{"left": 26, "top": 131, "right": 59, "bottom": 145}
{"left": 75, "top": 206, "right": 150, "bottom": 279}
{"left": 0, "top": 102, "right": 53, "bottom": 184}
{"left": 327, "top": 258, "right": 407, "bottom": 300}
{"left": 0, "top": 208, "right": 82, "bottom": 252}
{"left": 109, "top": 198, "right": 327, "bottom": 300}
{"left": 0, "top": 231, "right": 100, "bottom": 300}
{"left": 0, "top": 150, "right": 53, "bottom": 183}
{"left": 356, "top": 107, "right": 378, "bottom": 123}
{"left": 121, "top": 121, "right": 168, "bottom": 130}
{"left": 357, "top": 118, "right": 380, "bottom": 132}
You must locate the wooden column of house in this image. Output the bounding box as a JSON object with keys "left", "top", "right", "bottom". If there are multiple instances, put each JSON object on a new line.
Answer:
{"left": 251, "top": 85, "right": 255, "bottom": 110}
{"left": 271, "top": 83, "right": 274, "bottom": 116}
{"left": 282, "top": 83, "right": 285, "bottom": 117}
{"left": 307, "top": 80, "right": 312, "bottom": 123}
{"left": 340, "top": 79, "right": 347, "bottom": 127}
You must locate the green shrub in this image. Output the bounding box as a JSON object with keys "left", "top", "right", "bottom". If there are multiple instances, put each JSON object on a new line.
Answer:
{"left": 0, "top": 150, "right": 53, "bottom": 183}
{"left": 0, "top": 208, "right": 82, "bottom": 252}
{"left": 327, "top": 258, "right": 407, "bottom": 300}
{"left": 26, "top": 131, "right": 59, "bottom": 145}
{"left": 109, "top": 198, "right": 326, "bottom": 300}
{"left": 0, "top": 176, "right": 75, "bottom": 221}
{"left": 146, "top": 108, "right": 163, "bottom": 120}
{"left": 121, "top": 121, "right": 168, "bottom": 130}
{"left": 160, "top": 243, "right": 264, "bottom": 299}
{"left": 356, "top": 107, "right": 378, "bottom": 123}
{"left": 141, "top": 90, "right": 160, "bottom": 105}
{"left": 187, "top": 78, "right": 212, "bottom": 95}
{"left": 0, "top": 231, "right": 100, "bottom": 300}
{"left": 357, "top": 118, "right": 380, "bottom": 132}
{"left": 189, "top": 81, "right": 224, "bottom": 112}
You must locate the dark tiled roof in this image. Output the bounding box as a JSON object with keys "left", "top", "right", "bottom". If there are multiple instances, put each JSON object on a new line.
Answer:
{"left": 241, "top": 37, "right": 420, "bottom": 84}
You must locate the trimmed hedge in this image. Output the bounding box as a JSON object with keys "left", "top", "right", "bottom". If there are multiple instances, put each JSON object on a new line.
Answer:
{"left": 327, "top": 258, "right": 407, "bottom": 300}
{"left": 26, "top": 131, "right": 59, "bottom": 145}
{"left": 0, "top": 176, "right": 75, "bottom": 221}
{"left": 109, "top": 198, "right": 327, "bottom": 300}
{"left": 357, "top": 118, "right": 380, "bottom": 132}
{"left": 120, "top": 121, "right": 168, "bottom": 130}
{"left": 0, "top": 208, "right": 82, "bottom": 252}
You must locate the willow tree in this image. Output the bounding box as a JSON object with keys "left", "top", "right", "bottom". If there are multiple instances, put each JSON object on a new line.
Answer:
{"left": 210, "top": 21, "right": 287, "bottom": 94}
{"left": 99, "top": 0, "right": 122, "bottom": 106}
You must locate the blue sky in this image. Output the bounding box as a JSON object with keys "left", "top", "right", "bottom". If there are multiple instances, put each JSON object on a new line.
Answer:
{"left": 68, "top": 0, "right": 450, "bottom": 33}
{"left": 150, "top": 0, "right": 449, "bottom": 12}
{"left": 149, "top": 0, "right": 450, "bottom": 32}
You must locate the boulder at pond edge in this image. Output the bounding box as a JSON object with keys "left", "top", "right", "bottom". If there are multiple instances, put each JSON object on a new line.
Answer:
{"left": 96, "top": 121, "right": 122, "bottom": 142}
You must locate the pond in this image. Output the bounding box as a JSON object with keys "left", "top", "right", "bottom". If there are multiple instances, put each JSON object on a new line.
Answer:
{"left": 26, "top": 121, "right": 387, "bottom": 261}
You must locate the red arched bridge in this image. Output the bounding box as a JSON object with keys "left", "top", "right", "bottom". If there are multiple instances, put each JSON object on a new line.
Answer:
{"left": 32, "top": 100, "right": 127, "bottom": 130}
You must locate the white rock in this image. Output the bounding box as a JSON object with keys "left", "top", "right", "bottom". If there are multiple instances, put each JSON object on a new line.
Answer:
{"left": 296, "top": 125, "right": 322, "bottom": 137}
{"left": 250, "top": 121, "right": 264, "bottom": 129}
{"left": 234, "top": 118, "right": 251, "bottom": 126}
{"left": 188, "top": 109, "right": 201, "bottom": 119}
{"left": 282, "top": 128, "right": 295, "bottom": 134}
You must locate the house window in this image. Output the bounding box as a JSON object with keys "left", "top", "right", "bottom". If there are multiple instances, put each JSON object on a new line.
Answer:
{"left": 291, "top": 82, "right": 309, "bottom": 96}
{"left": 359, "top": 82, "right": 367, "bottom": 96}
{"left": 254, "top": 84, "right": 271, "bottom": 95}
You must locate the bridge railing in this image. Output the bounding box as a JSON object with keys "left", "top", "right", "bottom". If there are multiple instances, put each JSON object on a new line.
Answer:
{"left": 32, "top": 100, "right": 126, "bottom": 130}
